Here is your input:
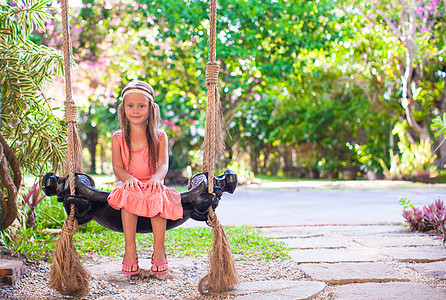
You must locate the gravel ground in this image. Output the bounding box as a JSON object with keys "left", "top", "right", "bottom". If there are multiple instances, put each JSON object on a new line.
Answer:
{"left": 0, "top": 255, "right": 305, "bottom": 300}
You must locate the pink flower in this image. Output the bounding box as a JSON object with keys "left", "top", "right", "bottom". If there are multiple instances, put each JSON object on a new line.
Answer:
{"left": 416, "top": 7, "right": 424, "bottom": 15}
{"left": 428, "top": 0, "right": 439, "bottom": 10}
{"left": 420, "top": 28, "right": 429, "bottom": 33}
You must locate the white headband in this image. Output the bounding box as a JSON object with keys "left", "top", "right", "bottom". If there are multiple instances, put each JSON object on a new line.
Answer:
{"left": 122, "top": 89, "right": 154, "bottom": 102}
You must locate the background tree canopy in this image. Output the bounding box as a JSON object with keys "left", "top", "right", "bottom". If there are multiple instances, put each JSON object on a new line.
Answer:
{"left": 5, "top": 0, "right": 446, "bottom": 184}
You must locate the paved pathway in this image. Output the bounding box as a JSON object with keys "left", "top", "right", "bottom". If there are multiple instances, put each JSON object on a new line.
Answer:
{"left": 211, "top": 180, "right": 446, "bottom": 299}
{"left": 210, "top": 180, "right": 446, "bottom": 226}
{"left": 249, "top": 224, "right": 446, "bottom": 299}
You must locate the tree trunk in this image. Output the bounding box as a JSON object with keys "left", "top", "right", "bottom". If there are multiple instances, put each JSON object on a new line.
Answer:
{"left": 402, "top": 43, "right": 431, "bottom": 142}
{"left": 0, "top": 142, "right": 19, "bottom": 230}
{"left": 100, "top": 142, "right": 105, "bottom": 174}
{"left": 278, "top": 144, "right": 293, "bottom": 175}
{"left": 250, "top": 146, "right": 260, "bottom": 174}
{"left": 435, "top": 132, "right": 446, "bottom": 169}
{"left": 86, "top": 127, "right": 98, "bottom": 174}
{"left": 436, "top": 78, "right": 446, "bottom": 169}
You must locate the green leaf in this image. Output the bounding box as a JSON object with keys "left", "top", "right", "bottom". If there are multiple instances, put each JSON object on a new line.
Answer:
{"left": 431, "top": 113, "right": 446, "bottom": 137}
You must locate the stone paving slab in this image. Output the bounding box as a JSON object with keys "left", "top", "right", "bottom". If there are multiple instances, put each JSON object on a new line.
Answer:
{"left": 378, "top": 246, "right": 446, "bottom": 263}
{"left": 298, "top": 262, "right": 408, "bottom": 285}
{"left": 228, "top": 280, "right": 325, "bottom": 300}
{"left": 331, "top": 282, "right": 446, "bottom": 299}
{"left": 308, "top": 225, "right": 406, "bottom": 236}
{"left": 260, "top": 227, "right": 322, "bottom": 239}
{"left": 407, "top": 261, "right": 446, "bottom": 280}
{"left": 260, "top": 225, "right": 406, "bottom": 239}
{"left": 290, "top": 249, "right": 374, "bottom": 263}
{"left": 354, "top": 234, "right": 441, "bottom": 248}
{"left": 87, "top": 257, "right": 196, "bottom": 282}
{"left": 278, "top": 236, "right": 350, "bottom": 249}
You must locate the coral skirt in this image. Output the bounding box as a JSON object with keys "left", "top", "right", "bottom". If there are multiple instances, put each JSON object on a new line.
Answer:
{"left": 107, "top": 183, "right": 183, "bottom": 220}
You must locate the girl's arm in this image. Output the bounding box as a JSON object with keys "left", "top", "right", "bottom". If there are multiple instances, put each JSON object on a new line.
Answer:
{"left": 145, "top": 131, "right": 168, "bottom": 192}
{"left": 112, "top": 134, "right": 143, "bottom": 191}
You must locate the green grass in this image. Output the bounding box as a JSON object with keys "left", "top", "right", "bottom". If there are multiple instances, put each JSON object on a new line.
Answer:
{"left": 254, "top": 174, "right": 368, "bottom": 182}
{"left": 138, "top": 225, "right": 289, "bottom": 260}
{"left": 1, "top": 226, "right": 55, "bottom": 261}
{"left": 255, "top": 174, "right": 335, "bottom": 182}
{"left": 254, "top": 174, "right": 301, "bottom": 182}
{"left": 2, "top": 222, "right": 289, "bottom": 262}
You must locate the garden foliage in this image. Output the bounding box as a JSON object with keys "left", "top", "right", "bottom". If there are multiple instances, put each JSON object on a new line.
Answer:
{"left": 0, "top": 0, "right": 66, "bottom": 176}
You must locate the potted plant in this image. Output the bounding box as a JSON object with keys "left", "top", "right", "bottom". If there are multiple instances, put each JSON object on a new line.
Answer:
{"left": 296, "top": 143, "right": 320, "bottom": 179}
{"left": 318, "top": 157, "right": 339, "bottom": 179}
{"left": 379, "top": 150, "right": 404, "bottom": 180}
{"left": 340, "top": 142, "right": 360, "bottom": 180}
{"left": 403, "top": 139, "right": 437, "bottom": 182}
{"left": 382, "top": 140, "right": 438, "bottom": 182}
{"left": 356, "top": 144, "right": 384, "bottom": 180}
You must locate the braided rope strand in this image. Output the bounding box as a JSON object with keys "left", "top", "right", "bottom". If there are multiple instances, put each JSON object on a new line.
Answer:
{"left": 49, "top": 0, "right": 89, "bottom": 296}
{"left": 199, "top": 0, "right": 238, "bottom": 294}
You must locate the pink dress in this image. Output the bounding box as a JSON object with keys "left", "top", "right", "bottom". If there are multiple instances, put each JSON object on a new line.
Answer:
{"left": 107, "top": 130, "right": 183, "bottom": 220}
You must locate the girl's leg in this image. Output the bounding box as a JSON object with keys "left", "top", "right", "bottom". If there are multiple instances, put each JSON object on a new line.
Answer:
{"left": 122, "top": 208, "right": 138, "bottom": 273}
{"left": 150, "top": 214, "right": 167, "bottom": 272}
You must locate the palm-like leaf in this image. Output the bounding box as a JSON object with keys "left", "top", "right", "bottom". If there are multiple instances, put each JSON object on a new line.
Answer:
{"left": 1, "top": 0, "right": 66, "bottom": 178}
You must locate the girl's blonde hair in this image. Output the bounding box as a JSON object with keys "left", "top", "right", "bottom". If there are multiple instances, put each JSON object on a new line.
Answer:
{"left": 117, "top": 80, "right": 160, "bottom": 172}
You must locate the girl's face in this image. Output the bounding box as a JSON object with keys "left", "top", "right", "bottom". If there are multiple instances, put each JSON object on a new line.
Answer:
{"left": 123, "top": 93, "right": 150, "bottom": 126}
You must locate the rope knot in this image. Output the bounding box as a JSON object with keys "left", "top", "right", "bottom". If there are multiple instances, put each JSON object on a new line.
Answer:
{"left": 205, "top": 62, "right": 220, "bottom": 86}
{"left": 206, "top": 207, "right": 220, "bottom": 228}
{"left": 64, "top": 101, "right": 79, "bottom": 125}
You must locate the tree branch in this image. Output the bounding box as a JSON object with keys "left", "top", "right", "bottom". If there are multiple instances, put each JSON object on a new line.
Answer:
{"left": 440, "top": 75, "right": 446, "bottom": 114}
{"left": 375, "top": 8, "right": 404, "bottom": 41}
{"left": 431, "top": 47, "right": 446, "bottom": 57}
{"left": 404, "top": 102, "right": 430, "bottom": 140}
{"left": 0, "top": 132, "right": 21, "bottom": 189}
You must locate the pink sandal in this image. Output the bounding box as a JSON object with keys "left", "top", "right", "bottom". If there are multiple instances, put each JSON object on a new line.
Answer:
{"left": 150, "top": 253, "right": 169, "bottom": 275}
{"left": 122, "top": 256, "right": 140, "bottom": 275}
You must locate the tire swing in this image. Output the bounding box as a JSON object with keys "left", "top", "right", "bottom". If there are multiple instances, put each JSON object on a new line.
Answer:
{"left": 44, "top": 0, "right": 238, "bottom": 297}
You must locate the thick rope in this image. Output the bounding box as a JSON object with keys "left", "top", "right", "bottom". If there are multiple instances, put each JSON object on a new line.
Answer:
{"left": 49, "top": 0, "right": 89, "bottom": 296}
{"left": 199, "top": 0, "right": 238, "bottom": 294}
{"left": 49, "top": 204, "right": 89, "bottom": 297}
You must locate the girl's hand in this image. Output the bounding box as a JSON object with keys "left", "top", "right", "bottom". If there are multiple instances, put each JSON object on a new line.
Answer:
{"left": 123, "top": 177, "right": 143, "bottom": 191}
{"left": 144, "top": 179, "right": 165, "bottom": 193}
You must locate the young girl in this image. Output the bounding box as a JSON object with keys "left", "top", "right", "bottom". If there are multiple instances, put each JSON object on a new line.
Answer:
{"left": 107, "top": 80, "right": 183, "bottom": 275}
